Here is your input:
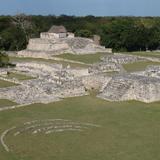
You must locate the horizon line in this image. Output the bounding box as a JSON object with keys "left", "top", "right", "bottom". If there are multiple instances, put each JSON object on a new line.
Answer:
{"left": 0, "top": 13, "right": 160, "bottom": 18}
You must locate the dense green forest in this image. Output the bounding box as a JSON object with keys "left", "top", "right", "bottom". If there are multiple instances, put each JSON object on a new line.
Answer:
{"left": 0, "top": 14, "right": 160, "bottom": 52}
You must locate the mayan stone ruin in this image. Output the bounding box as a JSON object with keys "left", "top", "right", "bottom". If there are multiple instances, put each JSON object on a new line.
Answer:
{"left": 18, "top": 25, "right": 112, "bottom": 58}
{"left": 1, "top": 25, "right": 160, "bottom": 111}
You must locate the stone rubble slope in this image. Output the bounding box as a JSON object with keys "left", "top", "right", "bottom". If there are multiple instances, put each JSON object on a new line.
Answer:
{"left": 98, "top": 74, "right": 160, "bottom": 103}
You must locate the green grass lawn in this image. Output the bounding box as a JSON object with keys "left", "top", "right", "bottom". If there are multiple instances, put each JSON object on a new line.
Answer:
{"left": 123, "top": 51, "right": 160, "bottom": 58}
{"left": 0, "top": 99, "right": 17, "bottom": 108}
{"left": 55, "top": 52, "right": 111, "bottom": 64}
{"left": 123, "top": 61, "right": 160, "bottom": 72}
{"left": 9, "top": 56, "right": 88, "bottom": 68}
{"left": 7, "top": 72, "right": 34, "bottom": 81}
{"left": 0, "top": 79, "right": 16, "bottom": 88}
{"left": 1, "top": 96, "right": 160, "bottom": 160}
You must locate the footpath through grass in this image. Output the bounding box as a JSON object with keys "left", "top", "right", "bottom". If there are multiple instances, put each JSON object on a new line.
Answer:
{"left": 0, "top": 96, "right": 160, "bottom": 160}
{"left": 9, "top": 56, "right": 88, "bottom": 68}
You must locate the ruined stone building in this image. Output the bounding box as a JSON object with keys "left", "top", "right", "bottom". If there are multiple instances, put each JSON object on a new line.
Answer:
{"left": 18, "top": 25, "right": 112, "bottom": 57}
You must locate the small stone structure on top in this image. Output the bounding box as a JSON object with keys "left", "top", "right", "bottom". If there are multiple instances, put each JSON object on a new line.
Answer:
{"left": 41, "top": 25, "right": 68, "bottom": 39}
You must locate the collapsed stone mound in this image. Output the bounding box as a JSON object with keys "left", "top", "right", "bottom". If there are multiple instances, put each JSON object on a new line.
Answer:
{"left": 0, "top": 61, "right": 90, "bottom": 104}
{"left": 98, "top": 74, "right": 160, "bottom": 103}
{"left": 0, "top": 83, "right": 60, "bottom": 104}
{"left": 62, "top": 37, "right": 107, "bottom": 54}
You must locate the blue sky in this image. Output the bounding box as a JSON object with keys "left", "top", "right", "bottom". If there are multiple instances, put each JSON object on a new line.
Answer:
{"left": 0, "top": 0, "right": 159, "bottom": 16}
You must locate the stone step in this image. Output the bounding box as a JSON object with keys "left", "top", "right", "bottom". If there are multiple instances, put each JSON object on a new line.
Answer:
{"left": 100, "top": 78, "right": 132, "bottom": 100}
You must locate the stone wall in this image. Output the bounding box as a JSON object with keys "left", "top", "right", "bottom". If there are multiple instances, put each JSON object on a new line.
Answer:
{"left": 40, "top": 32, "right": 67, "bottom": 39}
{"left": 67, "top": 32, "right": 75, "bottom": 38}
{"left": 18, "top": 50, "right": 52, "bottom": 58}
{"left": 16, "top": 62, "right": 63, "bottom": 73}
{"left": 67, "top": 68, "right": 89, "bottom": 77}
{"left": 40, "top": 33, "right": 58, "bottom": 39}
{"left": 27, "top": 39, "right": 70, "bottom": 52}
{"left": 89, "top": 62, "right": 121, "bottom": 74}
{"left": 101, "top": 54, "right": 146, "bottom": 64}
{"left": 57, "top": 79, "right": 87, "bottom": 98}
{"left": 82, "top": 74, "right": 112, "bottom": 90}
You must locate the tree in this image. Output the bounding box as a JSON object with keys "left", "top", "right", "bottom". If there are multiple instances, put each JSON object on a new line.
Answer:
{"left": 12, "top": 14, "right": 33, "bottom": 41}
{"left": 0, "top": 27, "right": 27, "bottom": 51}
{"left": 75, "top": 29, "right": 92, "bottom": 38}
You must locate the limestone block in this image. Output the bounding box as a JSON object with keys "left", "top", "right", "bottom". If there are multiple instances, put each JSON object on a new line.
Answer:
{"left": 82, "top": 74, "right": 111, "bottom": 90}
{"left": 101, "top": 54, "right": 146, "bottom": 64}
{"left": 66, "top": 68, "right": 89, "bottom": 77}
{"left": 27, "top": 38, "right": 70, "bottom": 52}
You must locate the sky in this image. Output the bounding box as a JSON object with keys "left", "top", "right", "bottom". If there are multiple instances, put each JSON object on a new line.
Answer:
{"left": 0, "top": 0, "right": 159, "bottom": 16}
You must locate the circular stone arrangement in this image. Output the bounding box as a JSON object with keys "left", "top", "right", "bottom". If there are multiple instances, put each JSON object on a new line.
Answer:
{"left": 1, "top": 119, "right": 101, "bottom": 152}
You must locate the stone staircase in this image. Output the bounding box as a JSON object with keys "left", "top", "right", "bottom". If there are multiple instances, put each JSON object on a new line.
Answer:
{"left": 98, "top": 77, "right": 133, "bottom": 101}
{"left": 65, "top": 38, "right": 91, "bottom": 49}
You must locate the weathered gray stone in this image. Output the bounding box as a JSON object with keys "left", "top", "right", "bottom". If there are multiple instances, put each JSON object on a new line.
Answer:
{"left": 98, "top": 74, "right": 160, "bottom": 103}
{"left": 101, "top": 54, "right": 146, "bottom": 64}
{"left": 0, "top": 62, "right": 88, "bottom": 105}
{"left": 89, "top": 62, "right": 121, "bottom": 74}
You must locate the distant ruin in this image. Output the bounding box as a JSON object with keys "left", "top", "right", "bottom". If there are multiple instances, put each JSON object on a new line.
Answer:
{"left": 18, "top": 25, "right": 112, "bottom": 58}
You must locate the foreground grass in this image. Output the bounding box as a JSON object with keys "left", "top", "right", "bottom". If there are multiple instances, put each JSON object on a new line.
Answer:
{"left": 0, "top": 80, "right": 16, "bottom": 88}
{"left": 0, "top": 99, "right": 17, "bottom": 108}
{"left": 1, "top": 96, "right": 160, "bottom": 160}
{"left": 55, "top": 52, "right": 111, "bottom": 64}
{"left": 123, "top": 61, "right": 160, "bottom": 72}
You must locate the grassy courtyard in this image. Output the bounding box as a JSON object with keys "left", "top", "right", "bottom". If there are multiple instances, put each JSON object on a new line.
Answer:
{"left": 0, "top": 79, "right": 17, "bottom": 88}
{"left": 0, "top": 99, "right": 17, "bottom": 108}
{"left": 123, "top": 61, "right": 160, "bottom": 72}
{"left": 55, "top": 52, "right": 111, "bottom": 64}
{"left": 0, "top": 96, "right": 160, "bottom": 160}
{"left": 123, "top": 51, "right": 160, "bottom": 58}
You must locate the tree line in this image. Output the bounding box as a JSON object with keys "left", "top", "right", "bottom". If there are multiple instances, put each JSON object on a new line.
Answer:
{"left": 0, "top": 14, "right": 160, "bottom": 52}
